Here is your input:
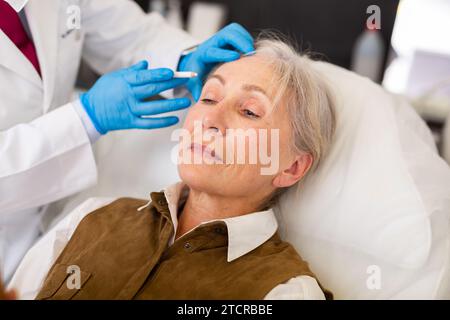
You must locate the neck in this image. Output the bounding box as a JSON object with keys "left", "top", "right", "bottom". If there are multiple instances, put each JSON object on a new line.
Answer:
{"left": 175, "top": 188, "right": 268, "bottom": 241}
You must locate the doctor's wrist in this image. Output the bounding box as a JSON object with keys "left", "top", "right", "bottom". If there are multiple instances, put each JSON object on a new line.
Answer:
{"left": 73, "top": 96, "right": 103, "bottom": 143}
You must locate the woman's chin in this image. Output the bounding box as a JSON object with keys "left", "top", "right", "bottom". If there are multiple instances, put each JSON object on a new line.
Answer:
{"left": 177, "top": 163, "right": 223, "bottom": 188}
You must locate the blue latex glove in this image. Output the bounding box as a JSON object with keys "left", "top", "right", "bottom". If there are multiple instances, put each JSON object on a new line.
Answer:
{"left": 178, "top": 23, "right": 255, "bottom": 101}
{"left": 80, "top": 61, "right": 191, "bottom": 134}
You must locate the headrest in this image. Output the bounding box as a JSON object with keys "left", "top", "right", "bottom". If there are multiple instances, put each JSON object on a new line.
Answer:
{"left": 276, "top": 61, "right": 450, "bottom": 299}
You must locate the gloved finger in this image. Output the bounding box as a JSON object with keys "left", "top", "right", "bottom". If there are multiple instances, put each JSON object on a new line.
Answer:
{"left": 202, "top": 48, "right": 240, "bottom": 64}
{"left": 125, "top": 68, "right": 174, "bottom": 85}
{"left": 127, "top": 60, "right": 149, "bottom": 71}
{"left": 216, "top": 29, "right": 254, "bottom": 54}
{"left": 189, "top": 80, "right": 203, "bottom": 102}
{"left": 131, "top": 98, "right": 191, "bottom": 116}
{"left": 132, "top": 78, "right": 189, "bottom": 100}
{"left": 226, "top": 23, "right": 254, "bottom": 44}
{"left": 132, "top": 116, "right": 179, "bottom": 129}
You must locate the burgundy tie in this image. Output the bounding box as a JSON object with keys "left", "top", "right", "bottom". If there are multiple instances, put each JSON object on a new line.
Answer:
{"left": 0, "top": 1, "right": 41, "bottom": 76}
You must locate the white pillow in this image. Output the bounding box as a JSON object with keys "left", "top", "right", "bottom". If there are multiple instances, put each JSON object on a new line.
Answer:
{"left": 276, "top": 61, "right": 450, "bottom": 299}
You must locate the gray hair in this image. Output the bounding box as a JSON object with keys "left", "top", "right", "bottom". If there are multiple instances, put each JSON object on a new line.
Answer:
{"left": 255, "top": 34, "right": 336, "bottom": 174}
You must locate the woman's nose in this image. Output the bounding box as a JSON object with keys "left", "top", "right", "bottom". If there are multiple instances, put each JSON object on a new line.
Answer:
{"left": 202, "top": 104, "right": 227, "bottom": 135}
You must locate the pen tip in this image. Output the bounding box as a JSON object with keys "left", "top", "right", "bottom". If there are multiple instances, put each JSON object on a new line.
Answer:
{"left": 242, "top": 50, "right": 256, "bottom": 57}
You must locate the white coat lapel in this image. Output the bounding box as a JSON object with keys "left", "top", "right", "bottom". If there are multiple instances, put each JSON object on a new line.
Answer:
{"left": 25, "top": 0, "right": 59, "bottom": 113}
{"left": 0, "top": 1, "right": 42, "bottom": 88}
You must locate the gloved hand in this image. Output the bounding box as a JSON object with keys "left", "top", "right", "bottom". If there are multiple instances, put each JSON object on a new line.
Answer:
{"left": 80, "top": 60, "right": 191, "bottom": 134}
{"left": 178, "top": 23, "right": 255, "bottom": 101}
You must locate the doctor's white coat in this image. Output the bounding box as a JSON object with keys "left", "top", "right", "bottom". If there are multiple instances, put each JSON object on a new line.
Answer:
{"left": 0, "top": 0, "right": 196, "bottom": 281}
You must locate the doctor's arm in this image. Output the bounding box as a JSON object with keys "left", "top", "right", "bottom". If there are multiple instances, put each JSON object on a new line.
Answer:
{"left": 0, "top": 104, "right": 98, "bottom": 215}
{"left": 0, "top": 62, "right": 190, "bottom": 215}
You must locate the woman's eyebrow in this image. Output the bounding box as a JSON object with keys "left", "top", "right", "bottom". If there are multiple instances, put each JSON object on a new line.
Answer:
{"left": 206, "top": 74, "right": 270, "bottom": 101}
{"left": 206, "top": 74, "right": 225, "bottom": 85}
{"left": 242, "top": 84, "right": 268, "bottom": 97}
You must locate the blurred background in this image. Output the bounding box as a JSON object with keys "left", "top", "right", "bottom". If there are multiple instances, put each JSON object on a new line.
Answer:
{"left": 77, "top": 0, "right": 450, "bottom": 160}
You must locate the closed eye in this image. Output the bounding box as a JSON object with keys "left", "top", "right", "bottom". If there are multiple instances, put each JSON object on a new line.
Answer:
{"left": 242, "top": 109, "right": 260, "bottom": 119}
{"left": 200, "top": 98, "right": 217, "bottom": 105}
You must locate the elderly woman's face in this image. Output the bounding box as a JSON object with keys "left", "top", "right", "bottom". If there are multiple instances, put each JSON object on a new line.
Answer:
{"left": 177, "top": 55, "right": 301, "bottom": 201}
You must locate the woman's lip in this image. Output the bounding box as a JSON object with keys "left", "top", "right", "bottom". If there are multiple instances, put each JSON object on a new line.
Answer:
{"left": 189, "top": 143, "right": 223, "bottom": 161}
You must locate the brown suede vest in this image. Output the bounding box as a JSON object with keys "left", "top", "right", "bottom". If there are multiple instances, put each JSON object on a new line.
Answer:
{"left": 36, "top": 192, "right": 332, "bottom": 300}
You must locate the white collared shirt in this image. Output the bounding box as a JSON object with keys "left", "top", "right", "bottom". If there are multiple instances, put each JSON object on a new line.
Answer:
{"left": 4, "top": 0, "right": 28, "bottom": 12}
{"left": 163, "top": 182, "right": 280, "bottom": 263}
{"left": 8, "top": 182, "right": 325, "bottom": 300}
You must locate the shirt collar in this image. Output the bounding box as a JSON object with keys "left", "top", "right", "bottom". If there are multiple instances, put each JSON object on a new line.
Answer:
{"left": 4, "top": 0, "right": 28, "bottom": 12}
{"left": 163, "top": 182, "right": 279, "bottom": 262}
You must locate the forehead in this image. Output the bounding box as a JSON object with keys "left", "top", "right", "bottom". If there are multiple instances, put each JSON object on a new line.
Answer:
{"left": 209, "top": 55, "right": 275, "bottom": 93}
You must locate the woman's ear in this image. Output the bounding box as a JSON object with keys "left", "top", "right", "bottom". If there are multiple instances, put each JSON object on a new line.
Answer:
{"left": 272, "top": 153, "right": 313, "bottom": 188}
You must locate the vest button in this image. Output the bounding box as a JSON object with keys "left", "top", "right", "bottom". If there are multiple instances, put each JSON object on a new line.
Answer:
{"left": 158, "top": 199, "right": 166, "bottom": 206}
{"left": 184, "top": 242, "right": 191, "bottom": 250}
{"left": 214, "top": 227, "right": 225, "bottom": 234}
